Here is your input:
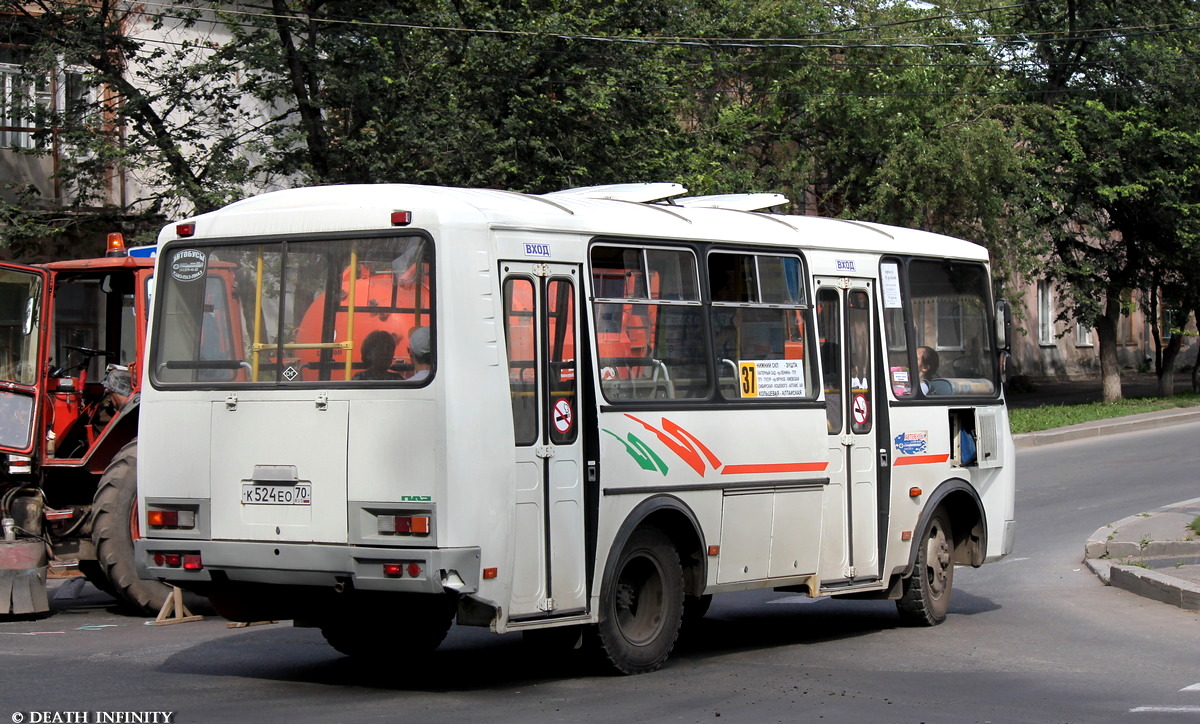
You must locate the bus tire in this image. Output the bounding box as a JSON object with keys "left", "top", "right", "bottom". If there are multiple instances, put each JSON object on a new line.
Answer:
{"left": 896, "top": 508, "right": 954, "bottom": 626}
{"left": 92, "top": 441, "right": 172, "bottom": 615}
{"left": 320, "top": 592, "right": 456, "bottom": 659}
{"left": 597, "top": 526, "right": 684, "bottom": 674}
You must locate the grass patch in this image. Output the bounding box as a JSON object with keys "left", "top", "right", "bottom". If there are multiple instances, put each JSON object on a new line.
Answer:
{"left": 1189, "top": 517, "right": 1200, "bottom": 537}
{"left": 1009, "top": 392, "right": 1200, "bottom": 434}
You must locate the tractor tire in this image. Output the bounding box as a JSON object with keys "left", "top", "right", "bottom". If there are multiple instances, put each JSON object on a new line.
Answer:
{"left": 92, "top": 441, "right": 171, "bottom": 615}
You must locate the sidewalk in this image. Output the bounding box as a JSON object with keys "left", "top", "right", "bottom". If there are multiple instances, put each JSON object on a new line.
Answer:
{"left": 1012, "top": 384, "right": 1200, "bottom": 612}
{"left": 1081, "top": 499, "right": 1200, "bottom": 611}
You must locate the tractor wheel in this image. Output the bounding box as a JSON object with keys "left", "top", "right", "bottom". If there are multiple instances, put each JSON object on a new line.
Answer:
{"left": 77, "top": 559, "right": 117, "bottom": 598}
{"left": 92, "top": 441, "right": 171, "bottom": 615}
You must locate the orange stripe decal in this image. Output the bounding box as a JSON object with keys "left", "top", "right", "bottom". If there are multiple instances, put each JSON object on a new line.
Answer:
{"left": 721, "top": 462, "right": 829, "bottom": 475}
{"left": 893, "top": 454, "right": 950, "bottom": 466}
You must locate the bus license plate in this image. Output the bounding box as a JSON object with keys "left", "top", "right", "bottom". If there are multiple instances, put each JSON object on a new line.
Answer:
{"left": 241, "top": 483, "right": 312, "bottom": 505}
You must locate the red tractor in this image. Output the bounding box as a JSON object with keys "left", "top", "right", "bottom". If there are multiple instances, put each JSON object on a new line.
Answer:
{"left": 0, "top": 234, "right": 169, "bottom": 616}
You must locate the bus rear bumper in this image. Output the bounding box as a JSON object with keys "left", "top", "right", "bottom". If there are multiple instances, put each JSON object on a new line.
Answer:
{"left": 135, "top": 539, "right": 481, "bottom": 595}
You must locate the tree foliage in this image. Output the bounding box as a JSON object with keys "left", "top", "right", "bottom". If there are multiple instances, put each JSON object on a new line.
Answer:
{"left": 3, "top": 0, "right": 1200, "bottom": 400}
{"left": 1004, "top": 0, "right": 1200, "bottom": 398}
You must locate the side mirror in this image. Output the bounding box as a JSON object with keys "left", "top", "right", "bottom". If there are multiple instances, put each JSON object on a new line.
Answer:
{"left": 995, "top": 299, "right": 1012, "bottom": 352}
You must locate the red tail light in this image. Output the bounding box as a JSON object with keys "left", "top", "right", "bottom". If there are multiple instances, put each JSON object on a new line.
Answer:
{"left": 377, "top": 515, "right": 431, "bottom": 536}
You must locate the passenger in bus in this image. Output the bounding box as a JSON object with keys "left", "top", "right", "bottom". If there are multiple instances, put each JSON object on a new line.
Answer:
{"left": 407, "top": 326, "right": 432, "bottom": 381}
{"left": 918, "top": 345, "right": 940, "bottom": 394}
{"left": 354, "top": 330, "right": 403, "bottom": 380}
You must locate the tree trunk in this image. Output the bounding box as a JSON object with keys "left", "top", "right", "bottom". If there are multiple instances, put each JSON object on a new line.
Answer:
{"left": 1157, "top": 332, "right": 1182, "bottom": 397}
{"left": 1194, "top": 308, "right": 1200, "bottom": 394}
{"left": 1094, "top": 293, "right": 1124, "bottom": 402}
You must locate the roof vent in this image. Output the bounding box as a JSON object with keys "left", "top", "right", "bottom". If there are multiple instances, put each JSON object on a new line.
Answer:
{"left": 673, "top": 193, "right": 789, "bottom": 212}
{"left": 545, "top": 183, "right": 687, "bottom": 204}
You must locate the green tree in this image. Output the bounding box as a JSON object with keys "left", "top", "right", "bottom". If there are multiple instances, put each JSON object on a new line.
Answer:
{"left": 689, "top": 1, "right": 1042, "bottom": 279}
{"left": 0, "top": 1, "right": 286, "bottom": 255}
{"left": 1007, "top": 1, "right": 1200, "bottom": 400}
{"left": 223, "top": 0, "right": 759, "bottom": 192}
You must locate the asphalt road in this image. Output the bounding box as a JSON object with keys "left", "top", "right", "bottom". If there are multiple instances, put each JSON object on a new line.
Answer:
{"left": 2, "top": 423, "right": 1199, "bottom": 723}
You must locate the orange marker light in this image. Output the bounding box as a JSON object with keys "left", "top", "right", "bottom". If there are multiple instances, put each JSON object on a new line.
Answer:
{"left": 707, "top": 545, "right": 721, "bottom": 556}
{"left": 901, "top": 531, "right": 913, "bottom": 541}
{"left": 482, "top": 567, "right": 498, "bottom": 580}
{"left": 909, "top": 487, "right": 923, "bottom": 498}
{"left": 106, "top": 232, "right": 127, "bottom": 257}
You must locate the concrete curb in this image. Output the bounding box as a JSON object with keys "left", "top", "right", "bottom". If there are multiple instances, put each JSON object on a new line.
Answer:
{"left": 1013, "top": 407, "right": 1200, "bottom": 449}
{"left": 1083, "top": 498, "right": 1200, "bottom": 612}
{"left": 1016, "top": 402, "right": 1200, "bottom": 609}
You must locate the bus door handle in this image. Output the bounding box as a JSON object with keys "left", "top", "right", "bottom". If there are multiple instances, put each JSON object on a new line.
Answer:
{"left": 879, "top": 448, "right": 889, "bottom": 467}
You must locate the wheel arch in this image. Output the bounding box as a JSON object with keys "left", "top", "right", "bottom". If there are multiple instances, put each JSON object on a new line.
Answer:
{"left": 905, "top": 478, "right": 986, "bottom": 575}
{"left": 600, "top": 495, "right": 706, "bottom": 605}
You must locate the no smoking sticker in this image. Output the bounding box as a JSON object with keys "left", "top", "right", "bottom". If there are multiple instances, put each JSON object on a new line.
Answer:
{"left": 852, "top": 394, "right": 869, "bottom": 425}
{"left": 552, "top": 398, "right": 573, "bottom": 434}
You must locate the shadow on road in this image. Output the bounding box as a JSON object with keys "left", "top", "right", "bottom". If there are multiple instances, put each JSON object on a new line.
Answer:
{"left": 151, "top": 589, "right": 1002, "bottom": 691}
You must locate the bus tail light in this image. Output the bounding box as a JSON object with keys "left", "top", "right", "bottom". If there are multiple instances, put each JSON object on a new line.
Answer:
{"left": 147, "top": 507, "right": 196, "bottom": 529}
{"left": 382, "top": 562, "right": 423, "bottom": 578}
{"left": 377, "top": 514, "right": 431, "bottom": 535}
{"left": 153, "top": 551, "right": 202, "bottom": 569}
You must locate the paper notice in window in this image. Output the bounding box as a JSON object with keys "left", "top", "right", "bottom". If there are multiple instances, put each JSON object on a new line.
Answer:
{"left": 739, "top": 360, "right": 806, "bottom": 398}
{"left": 881, "top": 263, "right": 902, "bottom": 308}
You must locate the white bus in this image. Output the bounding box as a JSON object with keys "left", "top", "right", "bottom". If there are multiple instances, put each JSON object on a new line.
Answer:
{"left": 135, "top": 182, "right": 1015, "bottom": 674}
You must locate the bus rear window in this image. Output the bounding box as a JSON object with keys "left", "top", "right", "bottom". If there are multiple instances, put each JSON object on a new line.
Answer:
{"left": 151, "top": 235, "right": 432, "bottom": 386}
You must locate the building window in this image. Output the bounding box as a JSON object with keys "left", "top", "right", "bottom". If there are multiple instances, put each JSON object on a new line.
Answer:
{"left": 1075, "top": 321, "right": 1093, "bottom": 347}
{"left": 1037, "top": 280, "right": 1053, "bottom": 346}
{"left": 0, "top": 63, "right": 36, "bottom": 149}
{"left": 1, "top": 57, "right": 92, "bottom": 150}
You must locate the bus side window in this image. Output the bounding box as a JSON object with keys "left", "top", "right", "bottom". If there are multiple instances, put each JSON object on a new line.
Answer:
{"left": 817, "top": 288, "right": 842, "bottom": 433}
{"left": 504, "top": 278, "right": 538, "bottom": 445}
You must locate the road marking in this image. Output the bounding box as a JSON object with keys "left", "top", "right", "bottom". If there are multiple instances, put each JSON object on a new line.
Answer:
{"left": 1129, "top": 685, "right": 1200, "bottom": 714}
{"left": 1130, "top": 707, "right": 1200, "bottom": 714}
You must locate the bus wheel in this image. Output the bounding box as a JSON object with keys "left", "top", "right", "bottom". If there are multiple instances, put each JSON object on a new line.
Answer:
{"left": 896, "top": 509, "right": 954, "bottom": 626}
{"left": 320, "top": 592, "right": 456, "bottom": 659}
{"left": 93, "top": 441, "right": 172, "bottom": 615}
{"left": 598, "top": 527, "right": 684, "bottom": 674}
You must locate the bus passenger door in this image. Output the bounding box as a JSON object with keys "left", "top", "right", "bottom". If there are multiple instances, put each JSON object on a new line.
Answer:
{"left": 503, "top": 263, "right": 588, "bottom": 619}
{"left": 815, "top": 279, "right": 880, "bottom": 586}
